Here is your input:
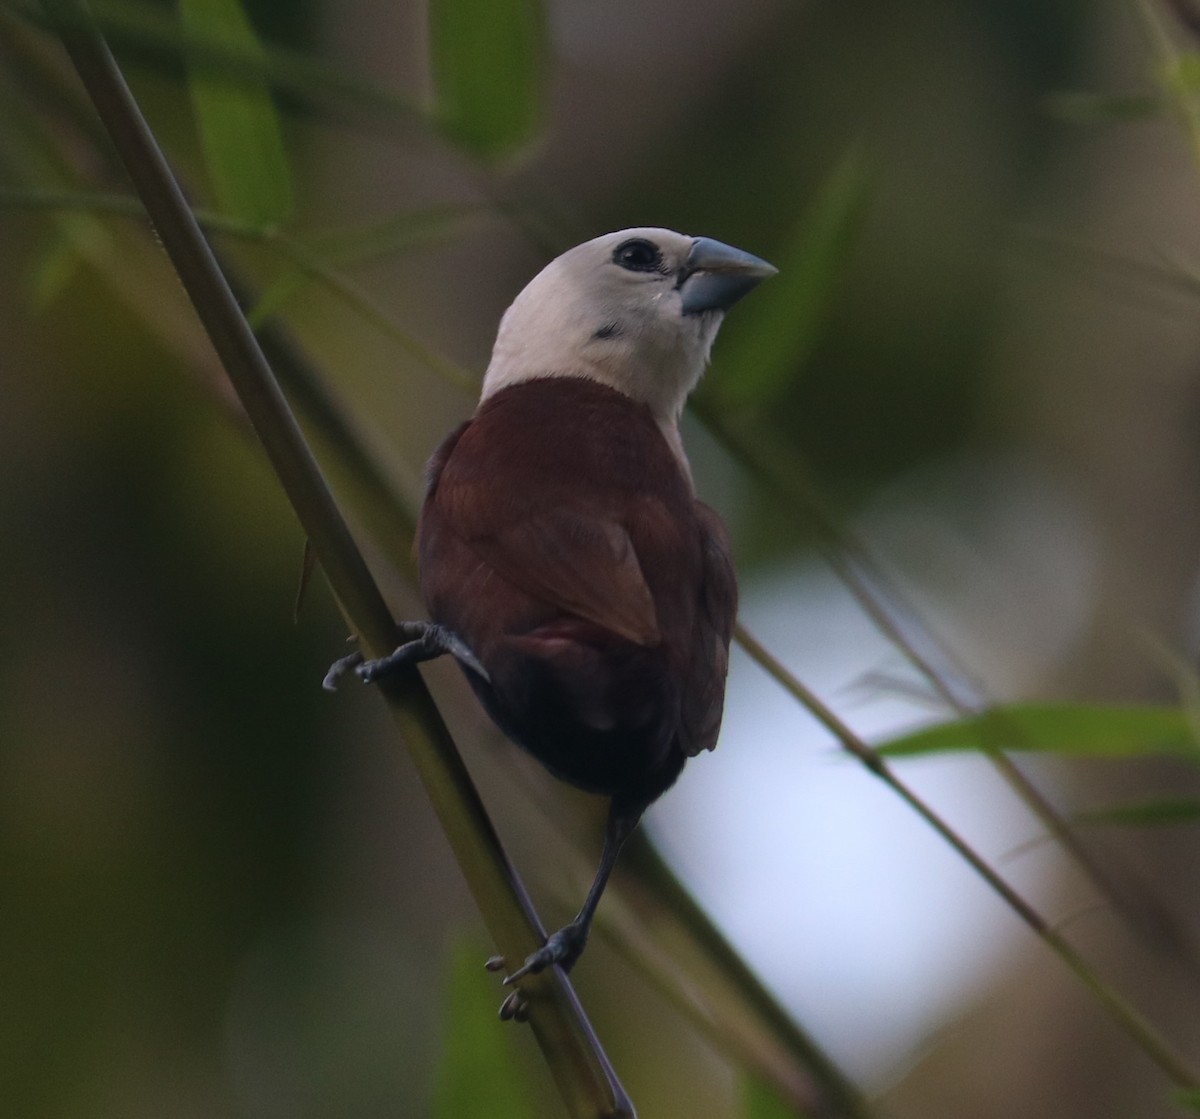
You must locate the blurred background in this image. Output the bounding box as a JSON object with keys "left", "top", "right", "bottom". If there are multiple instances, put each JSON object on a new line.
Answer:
{"left": 4, "top": 0, "right": 1200, "bottom": 1116}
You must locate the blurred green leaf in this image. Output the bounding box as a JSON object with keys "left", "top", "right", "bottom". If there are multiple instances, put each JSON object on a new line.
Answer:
{"left": 247, "top": 204, "right": 475, "bottom": 326}
{"left": 1139, "top": 632, "right": 1200, "bottom": 744}
{"left": 306, "top": 203, "right": 476, "bottom": 269}
{"left": 742, "top": 1074, "right": 811, "bottom": 1119}
{"left": 246, "top": 267, "right": 308, "bottom": 328}
{"left": 1076, "top": 799, "right": 1200, "bottom": 827}
{"left": 178, "top": 0, "right": 293, "bottom": 225}
{"left": 25, "top": 201, "right": 122, "bottom": 312}
{"left": 1044, "top": 91, "right": 1162, "bottom": 123}
{"left": 430, "top": 937, "right": 535, "bottom": 1119}
{"left": 876, "top": 703, "right": 1199, "bottom": 759}
{"left": 75, "top": 0, "right": 421, "bottom": 123}
{"left": 1176, "top": 1087, "right": 1200, "bottom": 1114}
{"left": 428, "top": 0, "right": 547, "bottom": 162}
{"left": 1167, "top": 52, "right": 1200, "bottom": 94}
{"left": 709, "top": 144, "right": 874, "bottom": 409}
{"left": 30, "top": 225, "right": 88, "bottom": 307}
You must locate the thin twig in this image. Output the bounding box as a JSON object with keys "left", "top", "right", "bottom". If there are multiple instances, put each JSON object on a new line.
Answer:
{"left": 692, "top": 394, "right": 1197, "bottom": 960}
{"left": 735, "top": 621, "right": 1200, "bottom": 1091}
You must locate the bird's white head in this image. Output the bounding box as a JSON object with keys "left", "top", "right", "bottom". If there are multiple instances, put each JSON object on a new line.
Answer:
{"left": 480, "top": 228, "right": 776, "bottom": 427}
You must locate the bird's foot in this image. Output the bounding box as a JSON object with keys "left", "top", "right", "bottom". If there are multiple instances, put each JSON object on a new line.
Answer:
{"left": 322, "top": 622, "right": 489, "bottom": 691}
{"left": 322, "top": 646, "right": 363, "bottom": 691}
{"left": 484, "top": 955, "right": 530, "bottom": 1021}
{"left": 504, "top": 922, "right": 589, "bottom": 986}
{"left": 498, "top": 989, "right": 530, "bottom": 1022}
{"left": 484, "top": 924, "right": 588, "bottom": 1022}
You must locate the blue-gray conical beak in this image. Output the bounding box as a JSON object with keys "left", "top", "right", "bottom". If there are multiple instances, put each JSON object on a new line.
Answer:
{"left": 679, "top": 237, "right": 777, "bottom": 315}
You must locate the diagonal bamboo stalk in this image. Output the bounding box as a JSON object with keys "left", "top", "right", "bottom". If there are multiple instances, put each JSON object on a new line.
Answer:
{"left": 37, "top": 2, "right": 633, "bottom": 1114}
{"left": 0, "top": 178, "right": 868, "bottom": 1115}
{"left": 15, "top": 0, "right": 1184, "bottom": 968}
{"left": 12, "top": 152, "right": 1196, "bottom": 1102}
{"left": 20, "top": 4, "right": 1200, "bottom": 1097}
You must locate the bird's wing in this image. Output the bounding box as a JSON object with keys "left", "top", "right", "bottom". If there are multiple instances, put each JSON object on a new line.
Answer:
{"left": 431, "top": 450, "right": 662, "bottom": 648}
{"left": 680, "top": 502, "right": 738, "bottom": 756}
{"left": 421, "top": 381, "right": 677, "bottom": 649}
{"left": 473, "top": 506, "right": 661, "bottom": 646}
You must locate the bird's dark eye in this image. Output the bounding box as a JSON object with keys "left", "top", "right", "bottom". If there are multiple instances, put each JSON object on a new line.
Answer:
{"left": 612, "top": 238, "right": 664, "bottom": 273}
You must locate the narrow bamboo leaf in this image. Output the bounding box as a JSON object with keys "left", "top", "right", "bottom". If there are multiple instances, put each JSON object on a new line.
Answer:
{"left": 292, "top": 537, "right": 317, "bottom": 623}
{"left": 710, "top": 144, "right": 874, "bottom": 409}
{"left": 17, "top": 196, "right": 115, "bottom": 309}
{"left": 31, "top": 231, "right": 86, "bottom": 307}
{"left": 430, "top": 937, "right": 535, "bottom": 1119}
{"left": 1044, "top": 91, "right": 1162, "bottom": 122}
{"left": 1076, "top": 799, "right": 1200, "bottom": 827}
{"left": 1168, "top": 52, "right": 1200, "bottom": 95}
{"left": 178, "top": 0, "right": 293, "bottom": 225}
{"left": 247, "top": 204, "right": 475, "bottom": 323}
{"left": 79, "top": 0, "right": 422, "bottom": 125}
{"left": 428, "top": 0, "right": 547, "bottom": 162}
{"left": 307, "top": 203, "right": 476, "bottom": 269}
{"left": 1139, "top": 632, "right": 1200, "bottom": 748}
{"left": 245, "top": 266, "right": 307, "bottom": 327}
{"left": 742, "top": 1073, "right": 811, "bottom": 1119}
{"left": 876, "top": 703, "right": 1198, "bottom": 759}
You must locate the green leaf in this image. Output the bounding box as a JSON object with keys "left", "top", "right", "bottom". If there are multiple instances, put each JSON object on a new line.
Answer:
{"left": 742, "top": 1073, "right": 811, "bottom": 1119}
{"left": 876, "top": 703, "right": 1199, "bottom": 759}
{"left": 1168, "top": 52, "right": 1200, "bottom": 95}
{"left": 1175, "top": 1087, "right": 1200, "bottom": 1114}
{"left": 178, "top": 0, "right": 294, "bottom": 226}
{"left": 245, "top": 266, "right": 308, "bottom": 328}
{"left": 25, "top": 204, "right": 116, "bottom": 308}
{"left": 84, "top": 0, "right": 421, "bottom": 124}
{"left": 709, "top": 144, "right": 874, "bottom": 409}
{"left": 1076, "top": 799, "right": 1200, "bottom": 827}
{"left": 30, "top": 228, "right": 86, "bottom": 308}
{"left": 305, "top": 203, "right": 475, "bottom": 270}
{"left": 1043, "top": 91, "right": 1162, "bottom": 123}
{"left": 428, "top": 0, "right": 547, "bottom": 162}
{"left": 430, "top": 936, "right": 535, "bottom": 1119}
{"left": 246, "top": 205, "right": 474, "bottom": 327}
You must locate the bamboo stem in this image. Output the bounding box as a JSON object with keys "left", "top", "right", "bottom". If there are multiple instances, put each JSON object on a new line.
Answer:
{"left": 38, "top": 2, "right": 632, "bottom": 1113}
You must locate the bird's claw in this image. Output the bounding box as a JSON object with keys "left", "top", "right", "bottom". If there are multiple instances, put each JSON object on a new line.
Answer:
{"left": 488, "top": 954, "right": 531, "bottom": 1021}
{"left": 503, "top": 923, "right": 588, "bottom": 986}
{"left": 498, "top": 989, "right": 530, "bottom": 1022}
{"left": 487, "top": 926, "right": 585, "bottom": 1023}
{"left": 324, "top": 622, "right": 491, "bottom": 689}
{"left": 322, "top": 649, "right": 363, "bottom": 691}
{"left": 354, "top": 621, "right": 428, "bottom": 683}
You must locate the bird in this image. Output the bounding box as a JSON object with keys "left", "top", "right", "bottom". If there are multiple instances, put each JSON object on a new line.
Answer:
{"left": 326, "top": 227, "right": 776, "bottom": 1017}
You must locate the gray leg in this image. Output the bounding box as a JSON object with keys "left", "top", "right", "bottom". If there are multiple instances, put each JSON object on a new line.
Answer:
{"left": 322, "top": 621, "right": 489, "bottom": 691}
{"left": 502, "top": 806, "right": 641, "bottom": 989}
